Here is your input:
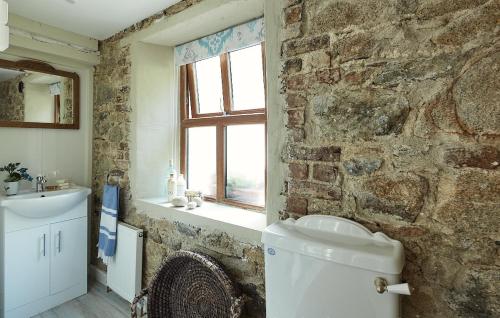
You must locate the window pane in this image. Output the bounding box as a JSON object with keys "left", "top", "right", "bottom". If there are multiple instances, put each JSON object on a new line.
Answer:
{"left": 187, "top": 126, "right": 217, "bottom": 197}
{"left": 226, "top": 124, "right": 265, "bottom": 206}
{"left": 195, "top": 57, "right": 223, "bottom": 114}
{"left": 229, "top": 44, "right": 265, "bottom": 111}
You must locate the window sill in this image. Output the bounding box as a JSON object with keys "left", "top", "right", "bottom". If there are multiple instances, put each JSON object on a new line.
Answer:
{"left": 135, "top": 197, "right": 267, "bottom": 245}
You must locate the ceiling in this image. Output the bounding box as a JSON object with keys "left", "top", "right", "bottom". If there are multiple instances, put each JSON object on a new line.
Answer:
{"left": 6, "top": 0, "right": 182, "bottom": 40}
{"left": 25, "top": 73, "right": 62, "bottom": 85}
{"left": 0, "top": 68, "right": 24, "bottom": 82}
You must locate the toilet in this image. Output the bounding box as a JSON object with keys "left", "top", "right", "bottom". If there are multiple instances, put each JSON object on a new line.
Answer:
{"left": 262, "top": 215, "right": 410, "bottom": 318}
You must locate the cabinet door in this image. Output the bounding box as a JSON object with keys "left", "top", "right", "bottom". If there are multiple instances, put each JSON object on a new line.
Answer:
{"left": 5, "top": 225, "right": 50, "bottom": 311}
{"left": 50, "top": 217, "right": 87, "bottom": 294}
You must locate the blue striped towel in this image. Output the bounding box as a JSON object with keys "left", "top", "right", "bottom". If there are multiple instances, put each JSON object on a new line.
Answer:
{"left": 97, "top": 184, "right": 119, "bottom": 265}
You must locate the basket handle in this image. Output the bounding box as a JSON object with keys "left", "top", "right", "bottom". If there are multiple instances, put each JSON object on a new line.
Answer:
{"left": 131, "top": 288, "right": 148, "bottom": 318}
{"left": 230, "top": 295, "right": 245, "bottom": 318}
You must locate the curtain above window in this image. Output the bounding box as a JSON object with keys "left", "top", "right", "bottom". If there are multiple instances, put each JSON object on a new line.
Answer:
{"left": 49, "top": 82, "right": 61, "bottom": 95}
{"left": 175, "top": 17, "right": 264, "bottom": 66}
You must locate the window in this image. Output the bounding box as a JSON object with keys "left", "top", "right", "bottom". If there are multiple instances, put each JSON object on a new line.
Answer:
{"left": 179, "top": 43, "right": 266, "bottom": 209}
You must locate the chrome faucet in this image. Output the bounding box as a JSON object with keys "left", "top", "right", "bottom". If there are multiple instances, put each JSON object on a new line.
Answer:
{"left": 35, "top": 175, "right": 47, "bottom": 192}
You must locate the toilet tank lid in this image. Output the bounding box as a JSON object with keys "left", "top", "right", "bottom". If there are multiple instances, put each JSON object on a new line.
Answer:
{"left": 261, "top": 215, "right": 404, "bottom": 274}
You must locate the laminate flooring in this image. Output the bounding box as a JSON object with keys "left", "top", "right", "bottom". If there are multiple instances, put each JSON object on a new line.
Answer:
{"left": 32, "top": 281, "right": 132, "bottom": 318}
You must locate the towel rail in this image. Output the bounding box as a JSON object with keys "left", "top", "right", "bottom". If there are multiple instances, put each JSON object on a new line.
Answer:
{"left": 106, "top": 169, "right": 124, "bottom": 185}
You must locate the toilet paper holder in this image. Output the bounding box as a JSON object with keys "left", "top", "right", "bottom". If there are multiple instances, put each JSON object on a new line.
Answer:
{"left": 374, "top": 277, "right": 412, "bottom": 295}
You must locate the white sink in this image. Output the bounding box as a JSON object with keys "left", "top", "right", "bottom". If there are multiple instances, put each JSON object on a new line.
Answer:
{"left": 0, "top": 187, "right": 91, "bottom": 218}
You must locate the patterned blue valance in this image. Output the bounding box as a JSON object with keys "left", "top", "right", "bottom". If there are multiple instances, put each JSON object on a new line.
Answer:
{"left": 175, "top": 17, "right": 265, "bottom": 66}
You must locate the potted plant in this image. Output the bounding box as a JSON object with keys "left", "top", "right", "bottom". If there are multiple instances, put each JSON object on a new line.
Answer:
{"left": 0, "top": 163, "right": 33, "bottom": 196}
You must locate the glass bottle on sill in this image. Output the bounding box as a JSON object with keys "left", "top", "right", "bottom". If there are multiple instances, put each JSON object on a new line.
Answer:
{"left": 177, "top": 174, "right": 186, "bottom": 197}
{"left": 167, "top": 160, "right": 177, "bottom": 202}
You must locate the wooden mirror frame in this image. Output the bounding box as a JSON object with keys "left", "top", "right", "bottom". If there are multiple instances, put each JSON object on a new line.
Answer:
{"left": 0, "top": 59, "right": 80, "bottom": 129}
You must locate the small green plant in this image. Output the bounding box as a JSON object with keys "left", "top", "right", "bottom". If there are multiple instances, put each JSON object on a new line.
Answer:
{"left": 0, "top": 163, "right": 33, "bottom": 182}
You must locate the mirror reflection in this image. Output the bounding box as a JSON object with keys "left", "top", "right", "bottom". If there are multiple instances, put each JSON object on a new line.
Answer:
{"left": 0, "top": 69, "right": 74, "bottom": 124}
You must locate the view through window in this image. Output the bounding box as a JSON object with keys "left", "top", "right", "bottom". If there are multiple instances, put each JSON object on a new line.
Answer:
{"left": 179, "top": 43, "right": 266, "bottom": 209}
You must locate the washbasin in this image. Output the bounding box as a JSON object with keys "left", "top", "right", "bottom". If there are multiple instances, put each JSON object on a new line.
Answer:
{"left": 0, "top": 187, "right": 91, "bottom": 218}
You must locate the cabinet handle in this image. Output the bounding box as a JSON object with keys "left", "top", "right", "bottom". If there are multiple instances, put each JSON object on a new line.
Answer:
{"left": 42, "top": 234, "right": 46, "bottom": 257}
{"left": 58, "top": 230, "right": 62, "bottom": 253}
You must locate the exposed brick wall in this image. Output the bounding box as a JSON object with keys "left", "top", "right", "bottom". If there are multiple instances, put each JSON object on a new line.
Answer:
{"left": 92, "top": 0, "right": 499, "bottom": 316}
{"left": 92, "top": 38, "right": 132, "bottom": 268}
{"left": 60, "top": 78, "right": 74, "bottom": 124}
{"left": 280, "top": 0, "right": 499, "bottom": 317}
{"left": 91, "top": 1, "right": 265, "bottom": 317}
{"left": 0, "top": 74, "right": 25, "bottom": 121}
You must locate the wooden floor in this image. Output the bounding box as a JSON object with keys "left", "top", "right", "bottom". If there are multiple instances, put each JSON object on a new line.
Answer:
{"left": 33, "top": 281, "right": 131, "bottom": 318}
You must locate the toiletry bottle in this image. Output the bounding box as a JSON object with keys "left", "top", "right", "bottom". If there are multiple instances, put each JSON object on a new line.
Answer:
{"left": 177, "top": 174, "right": 186, "bottom": 197}
{"left": 167, "top": 160, "right": 177, "bottom": 202}
{"left": 168, "top": 159, "right": 176, "bottom": 177}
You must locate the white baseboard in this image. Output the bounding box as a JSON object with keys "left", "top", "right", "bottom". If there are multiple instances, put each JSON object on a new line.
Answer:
{"left": 89, "top": 264, "right": 107, "bottom": 286}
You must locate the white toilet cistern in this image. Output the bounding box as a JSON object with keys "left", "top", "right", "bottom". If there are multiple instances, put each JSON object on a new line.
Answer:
{"left": 263, "top": 215, "right": 413, "bottom": 318}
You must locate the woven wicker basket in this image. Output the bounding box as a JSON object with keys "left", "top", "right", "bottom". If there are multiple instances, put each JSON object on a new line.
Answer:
{"left": 131, "top": 250, "right": 244, "bottom": 318}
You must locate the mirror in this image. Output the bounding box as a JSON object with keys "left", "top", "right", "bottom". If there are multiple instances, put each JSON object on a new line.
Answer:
{"left": 0, "top": 59, "right": 79, "bottom": 129}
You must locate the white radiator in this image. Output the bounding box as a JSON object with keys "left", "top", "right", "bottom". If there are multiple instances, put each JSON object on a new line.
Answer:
{"left": 107, "top": 222, "right": 144, "bottom": 303}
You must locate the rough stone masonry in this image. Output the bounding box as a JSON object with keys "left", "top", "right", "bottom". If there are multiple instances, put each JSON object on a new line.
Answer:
{"left": 0, "top": 74, "right": 25, "bottom": 121}
{"left": 91, "top": 0, "right": 499, "bottom": 317}
{"left": 281, "top": 0, "right": 499, "bottom": 317}
{"left": 91, "top": 1, "right": 264, "bottom": 317}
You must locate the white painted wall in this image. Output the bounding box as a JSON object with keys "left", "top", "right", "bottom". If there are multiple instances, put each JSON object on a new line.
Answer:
{"left": 24, "top": 83, "right": 54, "bottom": 123}
{"left": 124, "top": 0, "right": 286, "bottom": 226}
{"left": 8, "top": 13, "right": 99, "bottom": 65}
{"left": 129, "top": 42, "right": 176, "bottom": 199}
{"left": 131, "top": 0, "right": 264, "bottom": 46}
{"left": 0, "top": 57, "right": 93, "bottom": 190}
{"left": 0, "top": 14, "right": 97, "bottom": 191}
{"left": 264, "top": 0, "right": 285, "bottom": 224}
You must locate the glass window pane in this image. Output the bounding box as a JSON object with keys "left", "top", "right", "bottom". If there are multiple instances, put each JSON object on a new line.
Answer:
{"left": 187, "top": 126, "right": 217, "bottom": 197}
{"left": 195, "top": 57, "right": 223, "bottom": 114}
{"left": 226, "top": 124, "right": 266, "bottom": 206}
{"left": 229, "top": 44, "right": 265, "bottom": 111}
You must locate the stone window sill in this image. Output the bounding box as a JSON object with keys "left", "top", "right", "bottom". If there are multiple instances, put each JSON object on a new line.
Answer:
{"left": 135, "top": 198, "right": 267, "bottom": 245}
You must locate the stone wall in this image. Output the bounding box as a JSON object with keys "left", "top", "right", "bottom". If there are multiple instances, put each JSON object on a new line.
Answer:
{"left": 91, "top": 1, "right": 265, "bottom": 316}
{"left": 60, "top": 77, "right": 74, "bottom": 124}
{"left": 0, "top": 75, "right": 25, "bottom": 121}
{"left": 126, "top": 215, "right": 265, "bottom": 317}
{"left": 92, "top": 0, "right": 499, "bottom": 316}
{"left": 280, "top": 0, "right": 499, "bottom": 317}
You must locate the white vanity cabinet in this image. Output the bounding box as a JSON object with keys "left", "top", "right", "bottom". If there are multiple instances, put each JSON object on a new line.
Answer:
{"left": 4, "top": 225, "right": 51, "bottom": 311}
{"left": 49, "top": 217, "right": 87, "bottom": 295}
{"left": 0, "top": 187, "right": 90, "bottom": 318}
